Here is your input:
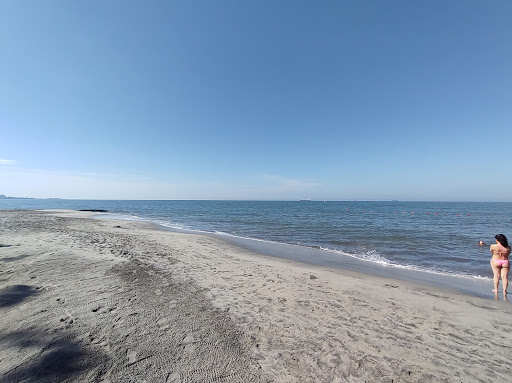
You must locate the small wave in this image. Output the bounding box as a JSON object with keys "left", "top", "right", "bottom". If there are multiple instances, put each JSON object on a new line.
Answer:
{"left": 212, "top": 231, "right": 286, "bottom": 245}
{"left": 96, "top": 213, "right": 193, "bottom": 231}
{"left": 319, "top": 247, "right": 492, "bottom": 281}
{"left": 96, "top": 213, "right": 144, "bottom": 221}
{"left": 318, "top": 246, "right": 392, "bottom": 265}
{"left": 153, "top": 220, "right": 190, "bottom": 231}
{"left": 354, "top": 249, "right": 391, "bottom": 264}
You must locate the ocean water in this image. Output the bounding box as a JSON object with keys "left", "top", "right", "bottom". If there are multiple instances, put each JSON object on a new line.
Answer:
{"left": 2, "top": 199, "right": 512, "bottom": 281}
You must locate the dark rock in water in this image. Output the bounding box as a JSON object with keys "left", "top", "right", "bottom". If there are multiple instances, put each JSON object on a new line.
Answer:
{"left": 78, "top": 209, "right": 108, "bottom": 212}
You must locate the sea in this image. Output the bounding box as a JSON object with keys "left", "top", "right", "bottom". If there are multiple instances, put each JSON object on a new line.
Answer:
{"left": 2, "top": 199, "right": 512, "bottom": 298}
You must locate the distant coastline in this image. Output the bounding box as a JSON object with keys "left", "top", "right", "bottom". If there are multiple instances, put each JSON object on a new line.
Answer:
{"left": 0, "top": 194, "right": 61, "bottom": 200}
{"left": 0, "top": 194, "right": 34, "bottom": 200}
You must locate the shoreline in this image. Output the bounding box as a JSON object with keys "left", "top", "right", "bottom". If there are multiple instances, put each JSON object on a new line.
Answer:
{"left": 97, "top": 212, "right": 496, "bottom": 300}
{"left": 1, "top": 200, "right": 507, "bottom": 280}
{"left": 2, "top": 209, "right": 512, "bottom": 382}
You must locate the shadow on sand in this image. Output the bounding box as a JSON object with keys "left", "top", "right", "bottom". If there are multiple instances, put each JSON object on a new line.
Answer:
{"left": 0, "top": 285, "right": 108, "bottom": 382}
{"left": 0, "top": 253, "right": 33, "bottom": 263}
{"left": 0, "top": 285, "right": 39, "bottom": 308}
{"left": 0, "top": 330, "right": 108, "bottom": 383}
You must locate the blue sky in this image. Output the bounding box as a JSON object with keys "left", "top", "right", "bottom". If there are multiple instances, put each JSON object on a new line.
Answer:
{"left": 1, "top": 1, "right": 511, "bottom": 201}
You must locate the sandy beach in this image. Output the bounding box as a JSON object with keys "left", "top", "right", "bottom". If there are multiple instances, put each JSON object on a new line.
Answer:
{"left": 1, "top": 210, "right": 511, "bottom": 382}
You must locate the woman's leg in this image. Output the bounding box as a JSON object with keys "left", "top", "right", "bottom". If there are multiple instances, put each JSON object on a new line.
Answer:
{"left": 501, "top": 266, "right": 509, "bottom": 294}
{"left": 491, "top": 260, "right": 501, "bottom": 292}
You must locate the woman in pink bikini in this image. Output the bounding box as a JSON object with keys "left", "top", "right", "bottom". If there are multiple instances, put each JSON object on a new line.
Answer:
{"left": 490, "top": 234, "right": 511, "bottom": 295}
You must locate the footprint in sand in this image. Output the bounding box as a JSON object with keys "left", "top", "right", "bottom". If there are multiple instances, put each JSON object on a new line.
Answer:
{"left": 96, "top": 305, "right": 117, "bottom": 314}
{"left": 127, "top": 349, "right": 137, "bottom": 365}
{"left": 166, "top": 372, "right": 181, "bottom": 383}
{"left": 111, "top": 317, "right": 125, "bottom": 329}
{"left": 182, "top": 335, "right": 195, "bottom": 352}
{"left": 60, "top": 309, "right": 74, "bottom": 325}
{"left": 157, "top": 317, "right": 171, "bottom": 330}
{"left": 89, "top": 334, "right": 111, "bottom": 352}
{"left": 204, "top": 291, "right": 214, "bottom": 300}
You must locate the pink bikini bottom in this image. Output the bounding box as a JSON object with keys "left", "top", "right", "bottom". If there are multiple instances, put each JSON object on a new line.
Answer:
{"left": 493, "top": 259, "right": 509, "bottom": 267}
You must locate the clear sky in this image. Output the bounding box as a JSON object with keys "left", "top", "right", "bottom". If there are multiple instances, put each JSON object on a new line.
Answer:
{"left": 1, "top": 1, "right": 511, "bottom": 201}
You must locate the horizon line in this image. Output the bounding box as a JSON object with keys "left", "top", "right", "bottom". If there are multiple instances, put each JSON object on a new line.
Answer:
{"left": 1, "top": 197, "right": 511, "bottom": 203}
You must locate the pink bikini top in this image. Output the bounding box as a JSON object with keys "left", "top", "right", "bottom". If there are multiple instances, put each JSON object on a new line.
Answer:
{"left": 494, "top": 245, "right": 511, "bottom": 258}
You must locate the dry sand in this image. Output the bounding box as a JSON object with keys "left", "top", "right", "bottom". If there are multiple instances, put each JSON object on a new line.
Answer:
{"left": 1, "top": 210, "right": 511, "bottom": 382}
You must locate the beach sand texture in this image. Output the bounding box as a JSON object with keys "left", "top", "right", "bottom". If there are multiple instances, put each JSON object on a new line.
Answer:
{"left": 1, "top": 210, "right": 511, "bottom": 382}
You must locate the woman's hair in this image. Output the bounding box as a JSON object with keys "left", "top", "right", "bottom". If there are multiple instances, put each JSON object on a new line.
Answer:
{"left": 495, "top": 234, "right": 509, "bottom": 248}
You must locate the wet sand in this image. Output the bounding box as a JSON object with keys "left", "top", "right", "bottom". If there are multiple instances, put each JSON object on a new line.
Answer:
{"left": 1, "top": 210, "right": 511, "bottom": 382}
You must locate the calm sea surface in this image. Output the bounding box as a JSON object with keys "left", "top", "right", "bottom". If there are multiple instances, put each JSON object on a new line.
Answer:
{"left": 2, "top": 200, "right": 512, "bottom": 280}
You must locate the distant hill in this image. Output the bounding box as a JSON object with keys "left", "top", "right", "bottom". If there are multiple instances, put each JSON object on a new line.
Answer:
{"left": 0, "top": 194, "right": 35, "bottom": 199}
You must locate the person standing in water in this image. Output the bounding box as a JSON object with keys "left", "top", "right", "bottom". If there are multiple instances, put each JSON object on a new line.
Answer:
{"left": 490, "top": 234, "right": 511, "bottom": 295}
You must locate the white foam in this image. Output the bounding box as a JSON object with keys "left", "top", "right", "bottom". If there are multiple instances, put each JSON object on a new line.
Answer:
{"left": 319, "top": 246, "right": 492, "bottom": 281}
